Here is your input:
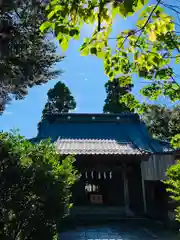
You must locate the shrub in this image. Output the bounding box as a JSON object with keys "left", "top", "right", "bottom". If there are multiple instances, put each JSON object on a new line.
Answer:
{"left": 0, "top": 132, "right": 79, "bottom": 239}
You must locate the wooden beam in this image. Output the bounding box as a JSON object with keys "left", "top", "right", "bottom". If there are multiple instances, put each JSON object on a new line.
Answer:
{"left": 122, "top": 164, "right": 130, "bottom": 215}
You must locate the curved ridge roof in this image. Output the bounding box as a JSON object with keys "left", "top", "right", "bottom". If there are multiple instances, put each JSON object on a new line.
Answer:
{"left": 32, "top": 113, "right": 173, "bottom": 155}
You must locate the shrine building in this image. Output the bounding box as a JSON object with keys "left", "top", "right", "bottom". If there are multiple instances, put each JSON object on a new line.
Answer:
{"left": 32, "top": 113, "right": 176, "bottom": 220}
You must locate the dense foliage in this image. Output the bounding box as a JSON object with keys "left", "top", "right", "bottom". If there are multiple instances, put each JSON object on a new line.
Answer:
{"left": 41, "top": 81, "right": 76, "bottom": 120}
{"left": 41, "top": 0, "right": 180, "bottom": 112}
{"left": 141, "top": 104, "right": 180, "bottom": 141}
{"left": 0, "top": 0, "right": 63, "bottom": 113}
{"left": 165, "top": 134, "right": 180, "bottom": 222}
{"left": 0, "top": 132, "right": 79, "bottom": 239}
{"left": 103, "top": 78, "right": 133, "bottom": 113}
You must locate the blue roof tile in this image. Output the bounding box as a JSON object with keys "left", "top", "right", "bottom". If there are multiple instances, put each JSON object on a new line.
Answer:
{"left": 33, "top": 113, "right": 173, "bottom": 155}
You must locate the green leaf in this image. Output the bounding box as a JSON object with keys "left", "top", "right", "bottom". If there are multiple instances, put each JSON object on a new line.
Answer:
{"left": 112, "top": 7, "right": 119, "bottom": 18}
{"left": 137, "top": 18, "right": 148, "bottom": 28}
{"left": 53, "top": 5, "right": 63, "bottom": 13}
{"left": 90, "top": 47, "right": 97, "bottom": 55}
{"left": 175, "top": 55, "right": 180, "bottom": 64}
{"left": 56, "top": 33, "right": 63, "bottom": 41}
{"left": 134, "top": 52, "right": 138, "bottom": 61}
{"left": 118, "top": 4, "right": 130, "bottom": 18}
{"left": 155, "top": 69, "right": 166, "bottom": 80}
{"left": 69, "top": 28, "right": 79, "bottom": 37}
{"left": 105, "top": 65, "right": 111, "bottom": 74}
{"left": 140, "top": 83, "right": 163, "bottom": 100}
{"left": 69, "top": 203, "right": 73, "bottom": 209}
{"left": 80, "top": 47, "right": 89, "bottom": 56}
{"left": 149, "top": 31, "right": 157, "bottom": 42}
{"left": 47, "top": 10, "right": 56, "bottom": 20}
{"left": 164, "top": 83, "right": 180, "bottom": 101}
{"left": 139, "top": 0, "right": 149, "bottom": 4}
{"left": 54, "top": 25, "right": 66, "bottom": 37}
{"left": 50, "top": 0, "right": 59, "bottom": 5}
{"left": 121, "top": 93, "right": 140, "bottom": 111}
{"left": 73, "top": 34, "right": 80, "bottom": 41}
{"left": 116, "top": 36, "right": 125, "bottom": 49}
{"left": 108, "top": 71, "right": 114, "bottom": 80}
{"left": 171, "top": 134, "right": 180, "bottom": 148}
{"left": 121, "top": 52, "right": 127, "bottom": 57}
{"left": 40, "top": 21, "right": 51, "bottom": 33}
{"left": 118, "top": 75, "right": 132, "bottom": 87}
{"left": 97, "top": 50, "right": 105, "bottom": 58}
{"left": 114, "top": 66, "right": 120, "bottom": 72}
{"left": 133, "top": 0, "right": 144, "bottom": 12}
{"left": 171, "top": 83, "right": 180, "bottom": 91}
{"left": 60, "top": 37, "right": 69, "bottom": 52}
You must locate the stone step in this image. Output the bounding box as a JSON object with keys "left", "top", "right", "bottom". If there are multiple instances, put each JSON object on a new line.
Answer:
{"left": 70, "top": 206, "right": 125, "bottom": 212}
{"left": 69, "top": 206, "right": 138, "bottom": 221}
{"left": 64, "top": 213, "right": 146, "bottom": 227}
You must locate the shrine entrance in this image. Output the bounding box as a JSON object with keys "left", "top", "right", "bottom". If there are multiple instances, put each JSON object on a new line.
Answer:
{"left": 83, "top": 168, "right": 124, "bottom": 206}
{"left": 72, "top": 155, "right": 144, "bottom": 215}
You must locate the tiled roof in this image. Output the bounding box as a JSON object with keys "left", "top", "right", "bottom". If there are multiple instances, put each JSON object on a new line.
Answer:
{"left": 32, "top": 113, "right": 173, "bottom": 155}
{"left": 55, "top": 139, "right": 144, "bottom": 155}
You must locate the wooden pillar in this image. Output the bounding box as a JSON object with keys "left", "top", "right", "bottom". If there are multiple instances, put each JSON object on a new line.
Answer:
{"left": 122, "top": 164, "right": 129, "bottom": 214}
{"left": 141, "top": 162, "right": 147, "bottom": 214}
{"left": 141, "top": 178, "right": 147, "bottom": 214}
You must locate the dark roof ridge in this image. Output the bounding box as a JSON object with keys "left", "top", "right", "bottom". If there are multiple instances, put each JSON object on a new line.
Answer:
{"left": 43, "top": 112, "right": 140, "bottom": 124}
{"left": 45, "top": 112, "right": 137, "bottom": 117}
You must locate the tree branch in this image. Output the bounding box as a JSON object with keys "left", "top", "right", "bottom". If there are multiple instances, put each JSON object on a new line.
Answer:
{"left": 135, "top": 0, "right": 161, "bottom": 45}
{"left": 109, "top": 0, "right": 162, "bottom": 48}
{"left": 98, "top": 0, "right": 103, "bottom": 32}
{"left": 161, "top": 2, "right": 180, "bottom": 15}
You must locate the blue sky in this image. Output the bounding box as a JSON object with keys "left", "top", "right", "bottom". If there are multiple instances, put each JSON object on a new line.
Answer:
{"left": 0, "top": 2, "right": 179, "bottom": 138}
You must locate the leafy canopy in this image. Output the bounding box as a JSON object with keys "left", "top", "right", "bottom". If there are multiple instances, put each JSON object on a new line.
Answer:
{"left": 41, "top": 81, "right": 76, "bottom": 120}
{"left": 0, "top": 0, "right": 63, "bottom": 113}
{"left": 141, "top": 104, "right": 180, "bottom": 141}
{"left": 103, "top": 78, "right": 133, "bottom": 113}
{"left": 0, "top": 131, "right": 79, "bottom": 239}
{"left": 41, "top": 0, "right": 180, "bottom": 112}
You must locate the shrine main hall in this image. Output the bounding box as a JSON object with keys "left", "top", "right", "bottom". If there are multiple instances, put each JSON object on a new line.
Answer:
{"left": 32, "top": 113, "right": 176, "bottom": 219}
